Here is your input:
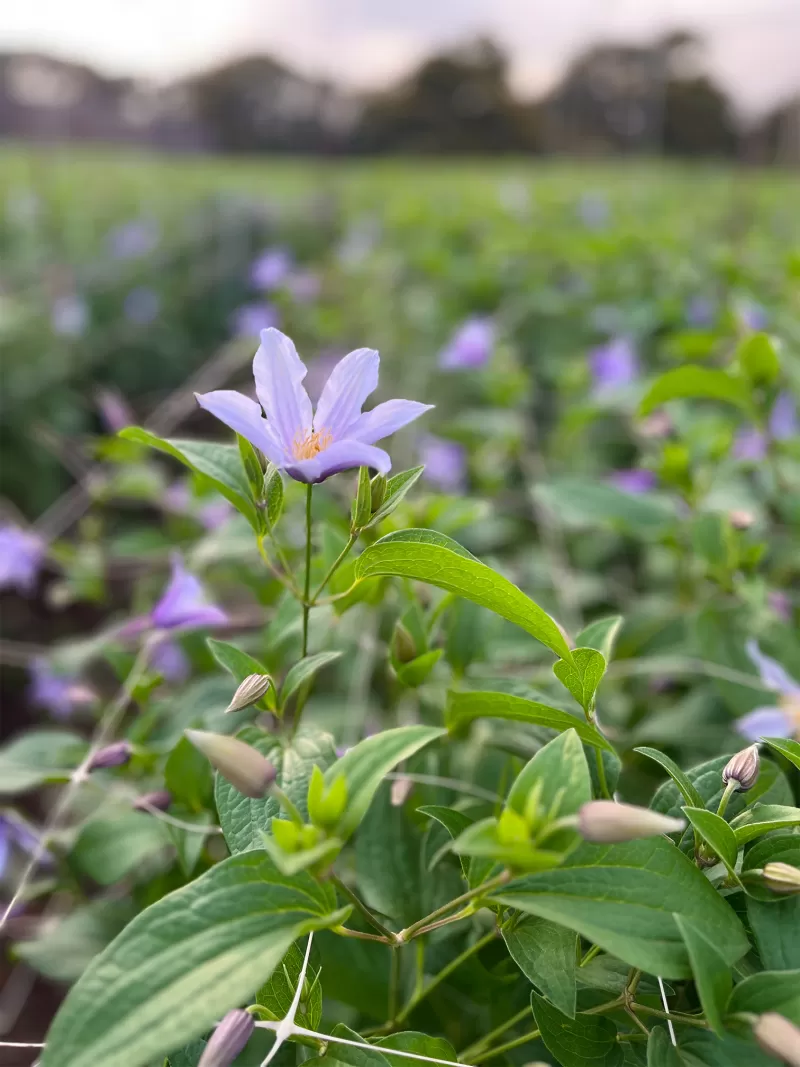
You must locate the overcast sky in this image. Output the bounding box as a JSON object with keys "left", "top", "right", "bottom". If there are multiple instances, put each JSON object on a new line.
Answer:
{"left": 1, "top": 0, "right": 798, "bottom": 117}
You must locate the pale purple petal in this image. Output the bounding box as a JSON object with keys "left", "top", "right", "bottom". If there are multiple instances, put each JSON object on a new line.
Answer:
{"left": 199, "top": 500, "right": 233, "bottom": 531}
{"left": 736, "top": 706, "right": 793, "bottom": 741}
{"left": 108, "top": 218, "right": 159, "bottom": 260}
{"left": 590, "top": 337, "right": 638, "bottom": 395}
{"left": 0, "top": 526, "right": 45, "bottom": 594}
{"left": 250, "top": 247, "right": 292, "bottom": 290}
{"left": 152, "top": 555, "right": 228, "bottom": 631}
{"left": 287, "top": 269, "right": 321, "bottom": 304}
{"left": 253, "top": 328, "right": 313, "bottom": 454}
{"left": 737, "top": 300, "right": 768, "bottom": 331}
{"left": 0, "top": 820, "right": 9, "bottom": 877}
{"left": 314, "top": 348, "right": 380, "bottom": 440}
{"left": 733, "top": 427, "right": 767, "bottom": 461}
{"left": 195, "top": 389, "right": 284, "bottom": 464}
{"left": 608, "top": 469, "right": 656, "bottom": 494}
{"left": 686, "top": 297, "right": 715, "bottom": 328}
{"left": 28, "top": 658, "right": 86, "bottom": 719}
{"left": 284, "top": 440, "right": 390, "bottom": 484}
{"left": 150, "top": 637, "right": 191, "bottom": 684}
{"left": 231, "top": 302, "right": 279, "bottom": 338}
{"left": 768, "top": 591, "right": 792, "bottom": 623}
{"left": 770, "top": 392, "right": 798, "bottom": 441}
{"left": 349, "top": 399, "right": 433, "bottom": 445}
{"left": 420, "top": 435, "right": 466, "bottom": 492}
{"left": 51, "top": 294, "right": 88, "bottom": 337}
{"left": 96, "top": 388, "right": 134, "bottom": 433}
{"left": 746, "top": 639, "right": 800, "bottom": 697}
{"left": 439, "top": 318, "right": 495, "bottom": 370}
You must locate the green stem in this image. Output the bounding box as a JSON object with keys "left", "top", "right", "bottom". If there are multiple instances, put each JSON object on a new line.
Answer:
{"left": 256, "top": 535, "right": 299, "bottom": 594}
{"left": 632, "top": 1003, "right": 709, "bottom": 1029}
{"left": 332, "top": 875, "right": 396, "bottom": 942}
{"left": 394, "top": 930, "right": 496, "bottom": 1027}
{"left": 302, "top": 484, "right": 313, "bottom": 657}
{"left": 311, "top": 533, "right": 357, "bottom": 604}
{"left": 388, "top": 945, "right": 400, "bottom": 1023}
{"left": 460, "top": 1006, "right": 531, "bottom": 1060}
{"left": 269, "top": 785, "right": 304, "bottom": 827}
{"left": 580, "top": 943, "right": 603, "bottom": 968}
{"left": 595, "top": 748, "right": 612, "bottom": 800}
{"left": 716, "top": 779, "right": 737, "bottom": 819}
{"left": 471, "top": 1028, "right": 541, "bottom": 1064}
{"left": 398, "top": 872, "right": 510, "bottom": 943}
{"left": 334, "top": 926, "right": 389, "bottom": 944}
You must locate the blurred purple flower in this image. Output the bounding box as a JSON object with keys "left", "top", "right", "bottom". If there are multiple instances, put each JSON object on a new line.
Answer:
{"left": 250, "top": 247, "right": 292, "bottom": 290}
{"left": 608, "top": 469, "right": 656, "bottom": 494}
{"left": 686, "top": 296, "right": 715, "bottom": 328}
{"left": 162, "top": 481, "right": 232, "bottom": 531}
{"left": 578, "top": 193, "right": 609, "bottom": 229}
{"left": 737, "top": 640, "right": 800, "bottom": 741}
{"left": 197, "top": 328, "right": 432, "bottom": 484}
{"left": 286, "top": 269, "right": 321, "bottom": 304}
{"left": 590, "top": 337, "right": 638, "bottom": 396}
{"left": 149, "top": 636, "right": 191, "bottom": 685}
{"left": 121, "top": 554, "right": 228, "bottom": 638}
{"left": 737, "top": 299, "right": 768, "bottom": 331}
{"left": 108, "top": 218, "right": 160, "bottom": 260}
{"left": 0, "top": 815, "right": 53, "bottom": 877}
{"left": 96, "top": 387, "right": 134, "bottom": 433}
{"left": 199, "top": 500, "right": 233, "bottom": 531}
{"left": 51, "top": 294, "right": 88, "bottom": 337}
{"left": 420, "top": 435, "right": 466, "bottom": 492}
{"left": 231, "top": 302, "right": 279, "bottom": 338}
{"left": 439, "top": 317, "right": 495, "bottom": 370}
{"left": 124, "top": 287, "right": 160, "bottom": 326}
{"left": 29, "top": 658, "right": 94, "bottom": 719}
{"left": 162, "top": 481, "right": 192, "bottom": 515}
{"left": 732, "top": 426, "right": 767, "bottom": 462}
{"left": 88, "top": 741, "right": 132, "bottom": 771}
{"left": 133, "top": 790, "right": 172, "bottom": 812}
{"left": 768, "top": 591, "right": 792, "bottom": 624}
{"left": 769, "top": 392, "right": 798, "bottom": 441}
{"left": 0, "top": 525, "right": 45, "bottom": 594}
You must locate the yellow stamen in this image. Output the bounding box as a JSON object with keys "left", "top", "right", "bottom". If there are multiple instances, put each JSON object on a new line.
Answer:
{"left": 292, "top": 428, "right": 332, "bottom": 461}
{"left": 779, "top": 694, "right": 800, "bottom": 737}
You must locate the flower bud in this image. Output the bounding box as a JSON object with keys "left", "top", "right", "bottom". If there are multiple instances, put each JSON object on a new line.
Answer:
{"left": 132, "top": 789, "right": 172, "bottom": 812}
{"left": 370, "top": 473, "right": 387, "bottom": 512}
{"left": 722, "top": 744, "right": 760, "bottom": 791}
{"left": 729, "top": 508, "right": 755, "bottom": 530}
{"left": 88, "top": 741, "right": 132, "bottom": 770}
{"left": 224, "top": 673, "right": 272, "bottom": 714}
{"left": 763, "top": 862, "right": 800, "bottom": 895}
{"left": 198, "top": 1009, "right": 255, "bottom": 1067}
{"left": 185, "top": 729, "right": 277, "bottom": 799}
{"left": 754, "top": 1013, "right": 800, "bottom": 1067}
{"left": 391, "top": 622, "right": 418, "bottom": 665}
{"left": 578, "top": 801, "right": 685, "bottom": 844}
{"left": 307, "top": 765, "right": 348, "bottom": 830}
{"left": 352, "top": 466, "right": 373, "bottom": 529}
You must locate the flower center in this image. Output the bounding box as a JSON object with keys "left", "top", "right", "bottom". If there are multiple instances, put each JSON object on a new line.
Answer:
{"left": 780, "top": 694, "right": 800, "bottom": 737}
{"left": 292, "top": 428, "right": 332, "bottom": 461}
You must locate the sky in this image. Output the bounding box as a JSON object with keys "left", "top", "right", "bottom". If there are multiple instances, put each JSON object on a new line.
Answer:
{"left": 1, "top": 0, "right": 798, "bottom": 118}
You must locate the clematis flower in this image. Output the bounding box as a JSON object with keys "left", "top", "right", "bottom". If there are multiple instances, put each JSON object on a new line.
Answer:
{"left": 608, "top": 469, "right": 656, "bottom": 494}
{"left": 286, "top": 269, "right": 321, "bottom": 304}
{"left": 29, "top": 658, "right": 94, "bottom": 719}
{"left": 250, "top": 247, "right": 292, "bottom": 291}
{"left": 590, "top": 337, "right": 638, "bottom": 396}
{"left": 736, "top": 640, "right": 800, "bottom": 741}
{"left": 0, "top": 814, "right": 54, "bottom": 877}
{"left": 439, "top": 317, "right": 495, "bottom": 370}
{"left": 96, "top": 388, "right": 134, "bottom": 433}
{"left": 231, "top": 302, "right": 279, "bottom": 338}
{"left": 768, "top": 591, "right": 792, "bottom": 623}
{"left": 196, "top": 328, "right": 432, "bottom": 484}
{"left": 108, "top": 218, "right": 159, "bottom": 260}
{"left": 733, "top": 392, "right": 798, "bottom": 462}
{"left": 420, "top": 436, "right": 466, "bottom": 492}
{"left": 736, "top": 299, "right": 768, "bottom": 332}
{"left": 685, "top": 296, "right": 715, "bottom": 328}
{"left": 0, "top": 525, "right": 45, "bottom": 594}
{"left": 163, "top": 482, "right": 232, "bottom": 531}
{"left": 51, "top": 294, "right": 88, "bottom": 337}
{"left": 121, "top": 554, "right": 228, "bottom": 639}
{"left": 732, "top": 426, "right": 767, "bottom": 462}
{"left": 149, "top": 637, "right": 191, "bottom": 685}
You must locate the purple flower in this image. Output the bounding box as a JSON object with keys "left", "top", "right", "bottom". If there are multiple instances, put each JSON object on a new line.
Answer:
{"left": 198, "top": 1009, "right": 255, "bottom": 1067}
{"left": 0, "top": 525, "right": 44, "bottom": 594}
{"left": 132, "top": 790, "right": 172, "bottom": 812}
{"left": 737, "top": 299, "right": 768, "bottom": 331}
{"left": 96, "top": 388, "right": 134, "bottom": 433}
{"left": 123, "top": 287, "right": 160, "bottom": 326}
{"left": 250, "top": 247, "right": 292, "bottom": 291}
{"left": 197, "top": 328, "right": 432, "bottom": 484}
{"left": 0, "top": 815, "right": 53, "bottom": 877}
{"left": 770, "top": 392, "right": 798, "bottom": 441}
{"left": 149, "top": 637, "right": 191, "bottom": 684}
{"left": 578, "top": 193, "right": 609, "bottom": 229}
{"left": 608, "top": 469, "right": 656, "bottom": 494}
{"left": 768, "top": 591, "right": 792, "bottom": 623}
{"left": 231, "top": 302, "right": 279, "bottom": 338}
{"left": 162, "top": 481, "right": 231, "bottom": 531}
{"left": 29, "top": 658, "right": 94, "bottom": 719}
{"left": 439, "top": 318, "right": 495, "bottom": 370}
{"left": 590, "top": 337, "right": 638, "bottom": 396}
{"left": 686, "top": 297, "right": 715, "bottom": 328}
{"left": 286, "top": 269, "right": 321, "bottom": 304}
{"left": 122, "top": 554, "right": 228, "bottom": 638}
{"left": 88, "top": 741, "right": 132, "bottom": 770}
{"left": 420, "top": 435, "right": 466, "bottom": 492}
{"left": 736, "top": 640, "right": 800, "bottom": 741}
{"left": 108, "top": 218, "right": 160, "bottom": 261}
{"left": 732, "top": 426, "right": 767, "bottom": 462}
{"left": 51, "top": 294, "right": 88, "bottom": 337}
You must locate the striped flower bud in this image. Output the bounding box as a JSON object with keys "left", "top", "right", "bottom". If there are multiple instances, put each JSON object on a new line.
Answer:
{"left": 88, "top": 741, "right": 132, "bottom": 770}
{"left": 224, "top": 673, "right": 272, "bottom": 714}
{"left": 578, "top": 801, "right": 685, "bottom": 843}
{"left": 132, "top": 789, "right": 172, "bottom": 812}
{"left": 185, "top": 729, "right": 277, "bottom": 798}
{"left": 754, "top": 1013, "right": 800, "bottom": 1067}
{"left": 198, "top": 1009, "right": 255, "bottom": 1067}
{"left": 763, "top": 862, "right": 800, "bottom": 895}
{"left": 722, "top": 744, "right": 760, "bottom": 791}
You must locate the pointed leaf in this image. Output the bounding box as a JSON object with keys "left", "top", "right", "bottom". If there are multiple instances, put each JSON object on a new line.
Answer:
{"left": 0, "top": 729, "right": 87, "bottom": 794}
{"left": 762, "top": 737, "right": 800, "bottom": 772}
{"left": 553, "top": 648, "right": 606, "bottom": 712}
{"left": 507, "top": 729, "right": 592, "bottom": 852}
{"left": 503, "top": 915, "right": 578, "bottom": 1018}
{"left": 256, "top": 939, "right": 322, "bottom": 1029}
{"left": 280, "top": 651, "right": 344, "bottom": 709}
{"left": 634, "top": 748, "right": 704, "bottom": 809}
{"left": 726, "top": 969, "right": 800, "bottom": 1025}
{"left": 682, "top": 807, "right": 739, "bottom": 878}
{"left": 446, "top": 691, "right": 614, "bottom": 752}
{"left": 730, "top": 803, "right": 800, "bottom": 846}
{"left": 418, "top": 805, "right": 496, "bottom": 888}
{"left": 575, "top": 616, "right": 624, "bottom": 661}
{"left": 639, "top": 366, "right": 754, "bottom": 416}
{"left": 365, "top": 466, "right": 425, "bottom": 528}
{"left": 531, "top": 990, "right": 622, "bottom": 1067}
{"left": 673, "top": 914, "right": 732, "bottom": 1035}
{"left": 375, "top": 1032, "right": 458, "bottom": 1061}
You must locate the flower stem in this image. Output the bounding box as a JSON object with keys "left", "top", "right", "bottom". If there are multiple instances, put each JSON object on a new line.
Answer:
{"left": 716, "top": 779, "right": 737, "bottom": 819}
{"left": 594, "top": 747, "right": 612, "bottom": 799}
{"left": 631, "top": 1003, "right": 709, "bottom": 1029}
{"left": 397, "top": 872, "right": 510, "bottom": 943}
{"left": 332, "top": 874, "right": 396, "bottom": 942}
{"left": 302, "top": 484, "right": 313, "bottom": 657}
{"left": 393, "top": 930, "right": 496, "bottom": 1028}
{"left": 459, "top": 1006, "right": 531, "bottom": 1060}
{"left": 471, "top": 1028, "right": 541, "bottom": 1064}
{"left": 311, "top": 533, "right": 357, "bottom": 604}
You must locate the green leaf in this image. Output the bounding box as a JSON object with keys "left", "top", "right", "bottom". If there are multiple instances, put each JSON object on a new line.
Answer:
{"left": 502, "top": 915, "right": 578, "bottom": 1018}
{"left": 166, "top": 1039, "right": 207, "bottom": 1067}
{"left": 280, "top": 651, "right": 344, "bottom": 709}
{"left": 553, "top": 648, "right": 606, "bottom": 712}
{"left": 0, "top": 729, "right": 87, "bottom": 794}
{"left": 120, "top": 428, "right": 260, "bottom": 530}
{"left": 418, "top": 805, "right": 496, "bottom": 888}
{"left": 365, "top": 467, "right": 425, "bottom": 528}
{"left": 263, "top": 464, "right": 285, "bottom": 529}
{"left": 575, "top": 616, "right": 624, "bottom": 661}
{"left": 256, "top": 939, "right": 322, "bottom": 1029}
{"left": 533, "top": 479, "right": 677, "bottom": 537}
{"left": 453, "top": 817, "right": 564, "bottom": 873}
{"left": 742, "top": 831, "right": 800, "bottom": 902}
{"left": 352, "top": 466, "right": 373, "bottom": 529}
{"left": 395, "top": 649, "right": 443, "bottom": 688}
{"left": 677, "top": 1031, "right": 775, "bottom": 1067}
{"left": 647, "top": 1028, "right": 681, "bottom": 1067}
{"left": 673, "top": 915, "right": 731, "bottom": 1036}
{"left": 14, "top": 899, "right": 134, "bottom": 983}
{"left": 682, "top": 808, "right": 739, "bottom": 878}
{"left": 762, "top": 736, "right": 800, "bottom": 772}
{"left": 748, "top": 892, "right": 800, "bottom": 970}
{"left": 375, "top": 1032, "right": 458, "bottom": 1062}
{"left": 730, "top": 803, "right": 800, "bottom": 846}
{"left": 237, "top": 434, "right": 264, "bottom": 497}
{"left": 355, "top": 530, "right": 573, "bottom": 662}
{"left": 737, "top": 332, "right": 780, "bottom": 385}
{"left": 164, "top": 736, "right": 213, "bottom": 811}
{"left": 491, "top": 836, "right": 749, "bottom": 979}
{"left": 305, "top": 1024, "right": 390, "bottom": 1067}
{"left": 727, "top": 969, "right": 800, "bottom": 1025}
{"left": 507, "top": 729, "right": 592, "bottom": 851}
{"left": 324, "top": 725, "right": 446, "bottom": 839}
{"left": 639, "top": 366, "right": 754, "bottom": 416}
{"left": 41, "top": 852, "right": 348, "bottom": 1067}
{"left": 531, "top": 990, "right": 622, "bottom": 1067}
{"left": 207, "top": 638, "right": 270, "bottom": 684}
{"left": 215, "top": 727, "right": 337, "bottom": 854}
{"left": 633, "top": 748, "right": 704, "bottom": 809}
{"left": 445, "top": 691, "right": 614, "bottom": 752}
{"left": 70, "top": 811, "right": 171, "bottom": 885}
